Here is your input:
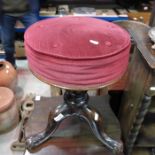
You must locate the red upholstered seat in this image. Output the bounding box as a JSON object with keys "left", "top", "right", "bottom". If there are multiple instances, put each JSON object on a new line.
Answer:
{"left": 24, "top": 16, "right": 131, "bottom": 90}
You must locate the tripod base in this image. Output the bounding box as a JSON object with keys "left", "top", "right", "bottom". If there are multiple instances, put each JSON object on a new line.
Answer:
{"left": 25, "top": 92, "right": 123, "bottom": 154}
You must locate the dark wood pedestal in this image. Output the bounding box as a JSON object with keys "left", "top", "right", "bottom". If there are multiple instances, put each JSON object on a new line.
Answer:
{"left": 24, "top": 95, "right": 123, "bottom": 155}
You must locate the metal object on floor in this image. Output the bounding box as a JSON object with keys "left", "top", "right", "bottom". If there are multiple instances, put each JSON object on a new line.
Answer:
{"left": 11, "top": 94, "right": 35, "bottom": 151}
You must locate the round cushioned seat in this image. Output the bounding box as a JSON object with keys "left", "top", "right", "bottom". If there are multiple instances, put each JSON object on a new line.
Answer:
{"left": 24, "top": 16, "right": 131, "bottom": 90}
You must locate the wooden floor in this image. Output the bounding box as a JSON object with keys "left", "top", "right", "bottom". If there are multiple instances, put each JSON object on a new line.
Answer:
{"left": 24, "top": 96, "right": 123, "bottom": 155}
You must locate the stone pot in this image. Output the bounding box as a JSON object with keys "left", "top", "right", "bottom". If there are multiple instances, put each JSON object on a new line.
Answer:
{"left": 0, "top": 61, "right": 17, "bottom": 90}
{"left": 0, "top": 87, "right": 19, "bottom": 133}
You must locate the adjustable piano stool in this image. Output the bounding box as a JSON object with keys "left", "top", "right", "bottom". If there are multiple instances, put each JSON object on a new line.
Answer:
{"left": 24, "top": 17, "right": 131, "bottom": 155}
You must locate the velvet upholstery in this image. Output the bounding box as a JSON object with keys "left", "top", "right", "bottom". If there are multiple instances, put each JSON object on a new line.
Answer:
{"left": 24, "top": 16, "right": 131, "bottom": 90}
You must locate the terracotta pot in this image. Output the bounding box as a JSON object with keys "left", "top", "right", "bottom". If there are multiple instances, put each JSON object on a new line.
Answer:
{"left": 0, "top": 87, "right": 19, "bottom": 133}
{"left": 0, "top": 61, "right": 17, "bottom": 90}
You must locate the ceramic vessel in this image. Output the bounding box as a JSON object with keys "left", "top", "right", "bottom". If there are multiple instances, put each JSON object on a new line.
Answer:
{"left": 148, "top": 27, "right": 155, "bottom": 49}
{"left": 0, "top": 61, "right": 17, "bottom": 90}
{"left": 0, "top": 87, "right": 19, "bottom": 133}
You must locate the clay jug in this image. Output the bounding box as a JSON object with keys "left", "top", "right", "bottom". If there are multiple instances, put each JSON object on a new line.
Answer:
{"left": 0, "top": 87, "right": 19, "bottom": 133}
{"left": 0, "top": 61, "right": 17, "bottom": 90}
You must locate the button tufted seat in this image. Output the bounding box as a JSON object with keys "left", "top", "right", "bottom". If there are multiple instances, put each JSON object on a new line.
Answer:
{"left": 24, "top": 16, "right": 130, "bottom": 90}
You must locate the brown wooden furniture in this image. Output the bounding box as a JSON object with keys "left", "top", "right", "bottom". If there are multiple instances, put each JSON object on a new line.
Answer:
{"left": 115, "top": 20, "right": 155, "bottom": 155}
{"left": 24, "top": 96, "right": 123, "bottom": 155}
{"left": 23, "top": 17, "right": 131, "bottom": 155}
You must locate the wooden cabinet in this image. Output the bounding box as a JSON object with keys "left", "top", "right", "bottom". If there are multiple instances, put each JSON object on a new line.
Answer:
{"left": 116, "top": 20, "right": 155, "bottom": 155}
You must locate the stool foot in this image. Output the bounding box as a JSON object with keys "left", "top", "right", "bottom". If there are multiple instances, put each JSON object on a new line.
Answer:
{"left": 26, "top": 104, "right": 70, "bottom": 150}
{"left": 81, "top": 105, "right": 123, "bottom": 154}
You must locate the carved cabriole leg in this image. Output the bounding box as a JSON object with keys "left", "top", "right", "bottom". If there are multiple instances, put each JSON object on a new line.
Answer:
{"left": 26, "top": 103, "right": 70, "bottom": 150}
{"left": 80, "top": 105, "right": 123, "bottom": 154}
